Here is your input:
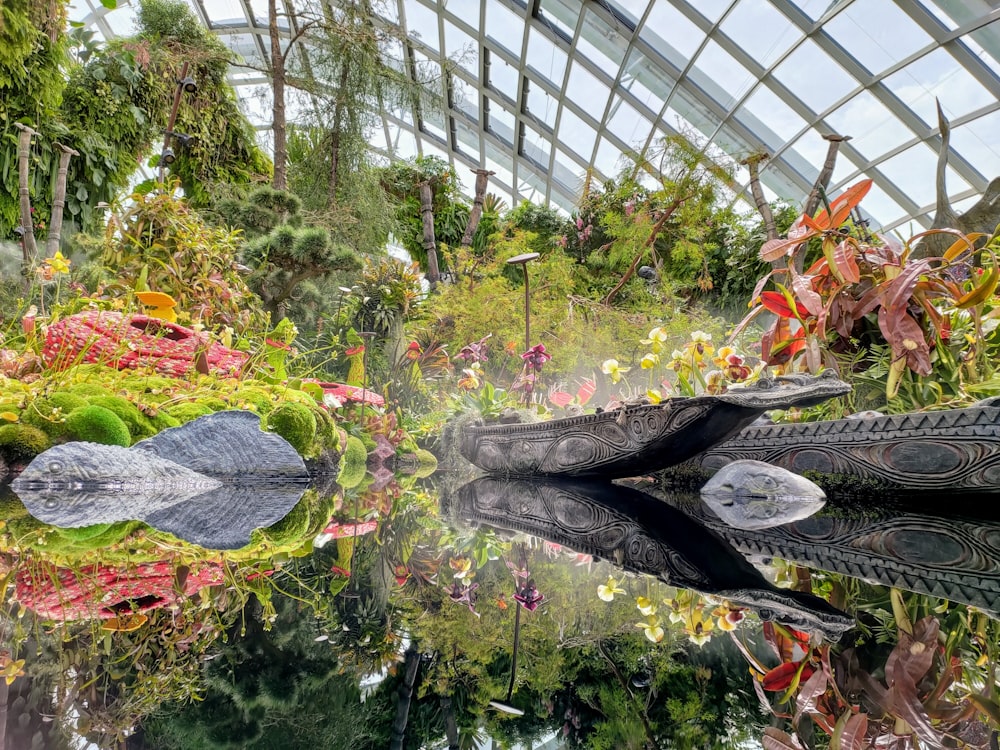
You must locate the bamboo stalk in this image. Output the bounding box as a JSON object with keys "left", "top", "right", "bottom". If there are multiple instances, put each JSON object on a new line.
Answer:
{"left": 14, "top": 123, "right": 39, "bottom": 284}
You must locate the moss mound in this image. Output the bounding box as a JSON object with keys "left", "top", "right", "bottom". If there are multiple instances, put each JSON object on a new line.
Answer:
{"left": 231, "top": 387, "right": 276, "bottom": 413}
{"left": 0, "top": 423, "right": 52, "bottom": 460}
{"left": 410, "top": 449, "right": 438, "bottom": 479}
{"left": 86, "top": 395, "right": 158, "bottom": 440}
{"left": 21, "top": 392, "right": 87, "bottom": 438}
{"left": 337, "top": 436, "right": 368, "bottom": 489}
{"left": 64, "top": 405, "right": 132, "bottom": 447}
{"left": 266, "top": 402, "right": 317, "bottom": 456}
{"left": 67, "top": 383, "right": 116, "bottom": 399}
{"left": 164, "top": 402, "right": 215, "bottom": 424}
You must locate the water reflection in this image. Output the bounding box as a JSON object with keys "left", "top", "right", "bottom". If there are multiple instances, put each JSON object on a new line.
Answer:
{"left": 1, "top": 469, "right": 999, "bottom": 748}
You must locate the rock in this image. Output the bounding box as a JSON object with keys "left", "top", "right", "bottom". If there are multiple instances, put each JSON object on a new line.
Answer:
{"left": 700, "top": 459, "right": 825, "bottom": 530}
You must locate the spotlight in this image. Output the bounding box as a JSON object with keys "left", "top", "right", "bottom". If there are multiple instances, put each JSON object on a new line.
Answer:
{"left": 160, "top": 147, "right": 176, "bottom": 165}
{"left": 179, "top": 76, "right": 197, "bottom": 94}
{"left": 166, "top": 130, "right": 194, "bottom": 148}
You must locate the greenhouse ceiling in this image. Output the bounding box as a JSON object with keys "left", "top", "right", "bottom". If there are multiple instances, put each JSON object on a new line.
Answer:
{"left": 73, "top": 0, "right": 1000, "bottom": 232}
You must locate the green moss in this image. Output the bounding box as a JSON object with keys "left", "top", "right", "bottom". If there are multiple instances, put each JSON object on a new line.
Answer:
{"left": 86, "top": 395, "right": 158, "bottom": 440}
{"left": 260, "top": 497, "right": 311, "bottom": 547}
{"left": 313, "top": 406, "right": 339, "bottom": 453}
{"left": 64, "top": 405, "right": 132, "bottom": 447}
{"left": 232, "top": 387, "right": 276, "bottom": 413}
{"left": 163, "top": 402, "right": 214, "bottom": 423}
{"left": 266, "top": 402, "right": 317, "bottom": 456}
{"left": 0, "top": 423, "right": 52, "bottom": 460}
{"left": 199, "top": 396, "right": 229, "bottom": 412}
{"left": 21, "top": 393, "right": 88, "bottom": 438}
{"left": 410, "top": 449, "right": 438, "bottom": 479}
{"left": 67, "top": 383, "right": 116, "bottom": 399}
{"left": 149, "top": 410, "right": 181, "bottom": 431}
{"left": 337, "top": 436, "right": 368, "bottom": 489}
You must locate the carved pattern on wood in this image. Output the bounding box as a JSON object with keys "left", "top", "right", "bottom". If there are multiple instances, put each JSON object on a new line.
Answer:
{"left": 694, "top": 403, "right": 1000, "bottom": 490}
{"left": 675, "top": 498, "right": 1000, "bottom": 617}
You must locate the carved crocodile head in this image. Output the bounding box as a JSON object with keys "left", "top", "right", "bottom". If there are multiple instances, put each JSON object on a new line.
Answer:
{"left": 714, "top": 369, "right": 851, "bottom": 410}
{"left": 700, "top": 459, "right": 826, "bottom": 530}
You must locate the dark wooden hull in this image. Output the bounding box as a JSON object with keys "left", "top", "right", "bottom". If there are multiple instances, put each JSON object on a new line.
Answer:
{"left": 459, "top": 373, "right": 851, "bottom": 478}
{"left": 691, "top": 400, "right": 1000, "bottom": 492}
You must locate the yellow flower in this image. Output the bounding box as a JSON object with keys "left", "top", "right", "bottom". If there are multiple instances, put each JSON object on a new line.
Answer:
{"left": 601, "top": 359, "right": 630, "bottom": 384}
{"left": 646, "top": 389, "right": 662, "bottom": 404}
{"left": 449, "top": 556, "right": 473, "bottom": 579}
{"left": 635, "top": 615, "right": 665, "bottom": 643}
{"left": 640, "top": 353, "right": 659, "bottom": 369}
{"left": 636, "top": 596, "right": 657, "bottom": 616}
{"left": 597, "top": 576, "right": 625, "bottom": 602}
{"left": 641, "top": 326, "right": 669, "bottom": 353}
{"left": 43, "top": 251, "right": 70, "bottom": 275}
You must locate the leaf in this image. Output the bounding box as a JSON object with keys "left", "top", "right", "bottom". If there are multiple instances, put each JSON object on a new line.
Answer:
{"left": 790, "top": 270, "right": 823, "bottom": 317}
{"left": 819, "top": 178, "right": 873, "bottom": 229}
{"left": 762, "top": 235, "right": 811, "bottom": 263}
{"left": 833, "top": 240, "right": 861, "bottom": 283}
{"left": 761, "top": 291, "right": 810, "bottom": 319}
{"left": 794, "top": 667, "right": 829, "bottom": 718}
{"left": 888, "top": 670, "right": 943, "bottom": 745}
{"left": 955, "top": 264, "right": 999, "bottom": 309}
{"left": 942, "top": 232, "right": 987, "bottom": 262}
{"left": 831, "top": 711, "right": 868, "bottom": 750}
{"left": 762, "top": 727, "right": 801, "bottom": 750}
{"left": 100, "top": 0, "right": 118, "bottom": 8}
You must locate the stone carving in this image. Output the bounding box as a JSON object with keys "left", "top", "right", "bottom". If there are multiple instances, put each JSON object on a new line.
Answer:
{"left": 11, "top": 411, "right": 309, "bottom": 549}
{"left": 690, "top": 399, "right": 1000, "bottom": 492}
{"left": 460, "top": 371, "right": 850, "bottom": 478}
{"left": 700, "top": 459, "right": 825, "bottom": 530}
{"left": 670, "top": 495, "right": 1000, "bottom": 619}
{"left": 445, "top": 476, "right": 854, "bottom": 636}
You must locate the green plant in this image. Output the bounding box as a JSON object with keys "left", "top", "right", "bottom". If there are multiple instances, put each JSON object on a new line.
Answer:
{"left": 266, "top": 401, "right": 318, "bottom": 456}
{"left": 0, "top": 422, "right": 51, "bottom": 460}
{"left": 337, "top": 435, "right": 368, "bottom": 488}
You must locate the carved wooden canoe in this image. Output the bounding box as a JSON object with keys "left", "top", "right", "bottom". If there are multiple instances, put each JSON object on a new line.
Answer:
{"left": 459, "top": 372, "right": 850, "bottom": 479}
{"left": 690, "top": 398, "right": 1000, "bottom": 492}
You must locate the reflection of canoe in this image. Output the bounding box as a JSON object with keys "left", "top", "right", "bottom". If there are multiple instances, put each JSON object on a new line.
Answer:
{"left": 689, "top": 399, "right": 1000, "bottom": 492}
{"left": 43, "top": 311, "right": 247, "bottom": 377}
{"left": 445, "top": 476, "right": 854, "bottom": 637}
{"left": 460, "top": 372, "right": 850, "bottom": 478}
{"left": 670, "top": 493, "right": 1000, "bottom": 619}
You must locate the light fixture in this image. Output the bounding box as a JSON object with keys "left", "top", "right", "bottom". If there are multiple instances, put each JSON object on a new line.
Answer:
{"left": 160, "top": 147, "right": 176, "bottom": 165}
{"left": 179, "top": 75, "right": 197, "bottom": 94}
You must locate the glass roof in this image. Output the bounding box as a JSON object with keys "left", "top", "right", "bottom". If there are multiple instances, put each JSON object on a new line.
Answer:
{"left": 72, "top": 0, "right": 1000, "bottom": 231}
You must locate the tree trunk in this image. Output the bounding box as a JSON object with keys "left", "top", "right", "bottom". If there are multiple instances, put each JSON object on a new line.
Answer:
{"left": 441, "top": 695, "right": 459, "bottom": 750}
{"left": 389, "top": 647, "right": 420, "bottom": 750}
{"left": 419, "top": 181, "right": 440, "bottom": 288}
{"left": 269, "top": 0, "right": 288, "bottom": 191}
{"left": 460, "top": 169, "right": 494, "bottom": 249}
{"left": 48, "top": 143, "right": 79, "bottom": 257}
{"left": 327, "top": 60, "right": 351, "bottom": 207}
{"left": 741, "top": 152, "right": 777, "bottom": 242}
{"left": 803, "top": 134, "right": 850, "bottom": 220}
{"left": 14, "top": 123, "right": 39, "bottom": 288}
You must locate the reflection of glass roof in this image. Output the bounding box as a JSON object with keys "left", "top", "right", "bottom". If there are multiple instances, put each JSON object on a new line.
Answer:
{"left": 74, "top": 0, "right": 1000, "bottom": 231}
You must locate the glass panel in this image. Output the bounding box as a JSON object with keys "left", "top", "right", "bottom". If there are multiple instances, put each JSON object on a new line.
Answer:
{"left": 962, "top": 35, "right": 1000, "bottom": 78}
{"left": 607, "top": 96, "right": 651, "bottom": 148}
{"left": 690, "top": 39, "right": 756, "bottom": 110}
{"left": 247, "top": 0, "right": 268, "bottom": 25}
{"left": 949, "top": 110, "right": 1000, "bottom": 180}
{"left": 557, "top": 106, "right": 598, "bottom": 159}
{"left": 375, "top": 0, "right": 398, "bottom": 24}
{"left": 690, "top": 0, "right": 736, "bottom": 23}
{"left": 640, "top": 1, "right": 704, "bottom": 62}
{"left": 451, "top": 76, "right": 478, "bottom": 122}
{"left": 622, "top": 49, "right": 673, "bottom": 109}
{"left": 444, "top": 20, "right": 479, "bottom": 75}
{"left": 576, "top": 9, "right": 626, "bottom": 77}
{"left": 526, "top": 84, "right": 558, "bottom": 129}
{"left": 389, "top": 126, "right": 419, "bottom": 159}
{"left": 422, "top": 141, "right": 449, "bottom": 161}
{"left": 876, "top": 143, "right": 944, "bottom": 209}
{"left": 884, "top": 48, "right": 997, "bottom": 126}
{"left": 485, "top": 142, "right": 515, "bottom": 186}
{"left": 488, "top": 54, "right": 520, "bottom": 100}
{"left": 565, "top": 62, "right": 611, "bottom": 112}
{"left": 522, "top": 126, "right": 551, "bottom": 164}
{"left": 488, "top": 100, "right": 516, "bottom": 144}
{"left": 720, "top": 0, "right": 800, "bottom": 69}
{"left": 825, "top": 91, "right": 914, "bottom": 163}
{"left": 791, "top": 0, "right": 839, "bottom": 22}
{"left": 404, "top": 0, "right": 440, "bottom": 51}
{"left": 740, "top": 84, "right": 809, "bottom": 144}
{"left": 527, "top": 28, "right": 568, "bottom": 86}
{"left": 538, "top": 0, "right": 578, "bottom": 37}
{"left": 202, "top": 0, "right": 245, "bottom": 24}
{"left": 484, "top": 0, "right": 524, "bottom": 54}
{"left": 857, "top": 181, "right": 907, "bottom": 227}
{"left": 610, "top": 0, "right": 648, "bottom": 24}
{"left": 594, "top": 137, "right": 623, "bottom": 176}
{"left": 773, "top": 39, "right": 858, "bottom": 113}
{"left": 822, "top": 0, "right": 934, "bottom": 75}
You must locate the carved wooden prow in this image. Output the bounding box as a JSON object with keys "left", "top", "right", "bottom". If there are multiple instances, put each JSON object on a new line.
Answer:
{"left": 740, "top": 152, "right": 777, "bottom": 242}
{"left": 913, "top": 100, "right": 965, "bottom": 259}
{"left": 48, "top": 143, "right": 80, "bottom": 257}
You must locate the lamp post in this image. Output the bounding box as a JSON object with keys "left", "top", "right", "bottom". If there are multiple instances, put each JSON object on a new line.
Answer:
{"left": 488, "top": 602, "right": 524, "bottom": 716}
{"left": 505, "top": 252, "right": 539, "bottom": 354}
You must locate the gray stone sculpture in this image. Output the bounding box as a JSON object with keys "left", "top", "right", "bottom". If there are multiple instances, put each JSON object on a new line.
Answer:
{"left": 689, "top": 398, "right": 1000, "bottom": 493}
{"left": 11, "top": 411, "right": 309, "bottom": 549}
{"left": 460, "top": 371, "right": 850, "bottom": 478}
{"left": 700, "top": 459, "right": 825, "bottom": 530}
